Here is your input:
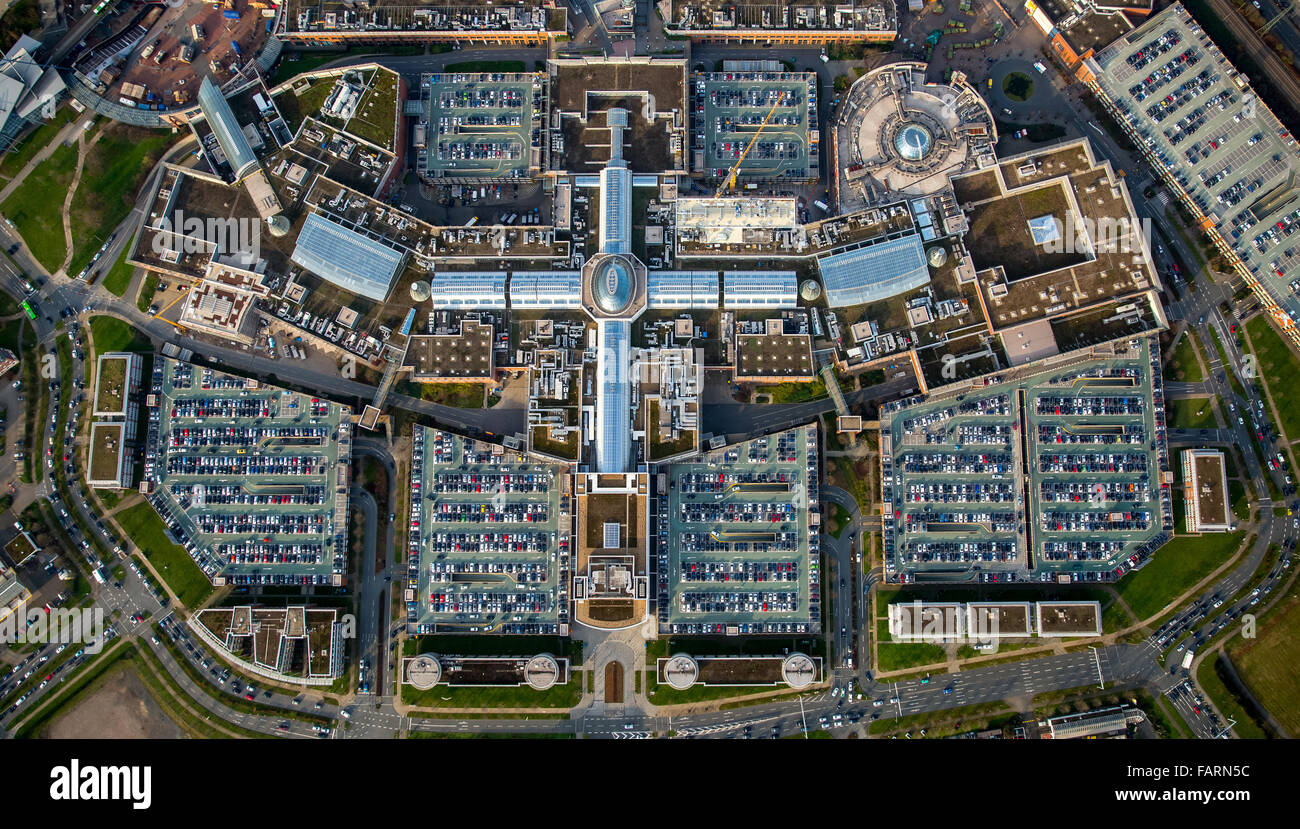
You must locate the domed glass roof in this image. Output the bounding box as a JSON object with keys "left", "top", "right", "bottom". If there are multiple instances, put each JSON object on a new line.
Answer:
{"left": 895, "top": 123, "right": 933, "bottom": 162}
{"left": 592, "top": 257, "right": 634, "bottom": 315}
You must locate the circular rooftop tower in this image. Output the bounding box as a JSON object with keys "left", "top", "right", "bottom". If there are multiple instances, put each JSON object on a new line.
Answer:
{"left": 834, "top": 62, "right": 997, "bottom": 211}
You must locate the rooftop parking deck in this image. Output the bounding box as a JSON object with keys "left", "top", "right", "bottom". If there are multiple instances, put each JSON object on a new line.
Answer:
{"left": 1085, "top": 2, "right": 1300, "bottom": 327}
{"left": 145, "top": 358, "right": 353, "bottom": 586}
{"left": 660, "top": 423, "right": 820, "bottom": 634}
{"left": 666, "top": 1, "right": 897, "bottom": 37}
{"left": 693, "top": 71, "right": 816, "bottom": 182}
{"left": 879, "top": 335, "right": 1172, "bottom": 584}
{"left": 279, "top": 1, "right": 565, "bottom": 40}
{"left": 420, "top": 72, "right": 544, "bottom": 182}
{"left": 409, "top": 426, "right": 569, "bottom": 634}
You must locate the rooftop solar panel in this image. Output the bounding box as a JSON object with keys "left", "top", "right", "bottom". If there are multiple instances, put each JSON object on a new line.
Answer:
{"left": 723, "top": 271, "right": 798, "bottom": 308}
{"left": 428, "top": 271, "right": 508, "bottom": 308}
{"left": 508, "top": 271, "right": 582, "bottom": 309}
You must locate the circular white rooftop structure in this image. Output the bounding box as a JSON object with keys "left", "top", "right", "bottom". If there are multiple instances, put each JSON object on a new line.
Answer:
{"left": 781, "top": 653, "right": 817, "bottom": 689}
{"left": 410, "top": 280, "right": 431, "bottom": 303}
{"left": 406, "top": 654, "right": 441, "bottom": 690}
{"left": 800, "top": 279, "right": 823, "bottom": 302}
{"left": 266, "top": 214, "right": 291, "bottom": 238}
{"left": 927, "top": 246, "right": 949, "bottom": 268}
{"left": 663, "top": 654, "right": 699, "bottom": 690}
{"left": 524, "top": 654, "right": 561, "bottom": 690}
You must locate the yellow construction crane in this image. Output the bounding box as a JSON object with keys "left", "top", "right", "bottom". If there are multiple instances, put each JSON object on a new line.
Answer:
{"left": 151, "top": 284, "right": 190, "bottom": 334}
{"left": 715, "top": 90, "right": 788, "bottom": 197}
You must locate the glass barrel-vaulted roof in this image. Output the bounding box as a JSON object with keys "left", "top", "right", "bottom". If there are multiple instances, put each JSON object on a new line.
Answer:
{"left": 816, "top": 233, "right": 930, "bottom": 307}
{"left": 595, "top": 320, "right": 631, "bottom": 473}
{"left": 198, "top": 76, "right": 259, "bottom": 180}
{"left": 291, "top": 212, "right": 406, "bottom": 302}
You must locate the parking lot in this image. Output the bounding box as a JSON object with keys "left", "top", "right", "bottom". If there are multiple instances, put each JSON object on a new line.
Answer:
{"left": 144, "top": 359, "right": 353, "bottom": 586}
{"left": 880, "top": 336, "right": 1173, "bottom": 583}
{"left": 1088, "top": 3, "right": 1300, "bottom": 320}
{"left": 409, "top": 426, "right": 567, "bottom": 634}
{"left": 421, "top": 72, "right": 543, "bottom": 181}
{"left": 694, "top": 72, "right": 816, "bottom": 183}
{"left": 660, "top": 424, "right": 820, "bottom": 634}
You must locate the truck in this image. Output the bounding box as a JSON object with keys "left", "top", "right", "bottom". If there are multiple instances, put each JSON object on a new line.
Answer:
{"left": 813, "top": 199, "right": 829, "bottom": 213}
{"left": 92, "top": 567, "right": 107, "bottom": 585}
{"left": 1181, "top": 650, "right": 1195, "bottom": 671}
{"left": 191, "top": 23, "right": 204, "bottom": 41}
{"left": 1033, "top": 61, "right": 1048, "bottom": 74}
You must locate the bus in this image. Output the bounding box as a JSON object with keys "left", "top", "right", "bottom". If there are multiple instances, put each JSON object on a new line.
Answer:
{"left": 20, "top": 300, "right": 36, "bottom": 320}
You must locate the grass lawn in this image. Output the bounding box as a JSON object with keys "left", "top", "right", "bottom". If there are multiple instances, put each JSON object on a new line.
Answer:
{"left": 1166, "top": 396, "right": 1217, "bottom": 430}
{"left": 67, "top": 124, "right": 175, "bottom": 276}
{"left": 99, "top": 245, "right": 136, "bottom": 297}
{"left": 344, "top": 68, "right": 399, "bottom": 150}
{"left": 763, "top": 377, "right": 827, "bottom": 404}
{"left": 116, "top": 502, "right": 213, "bottom": 608}
{"left": 401, "top": 676, "right": 581, "bottom": 709}
{"left": 89, "top": 316, "right": 151, "bottom": 353}
{"left": 1114, "top": 530, "right": 1243, "bottom": 620}
{"left": 647, "top": 678, "right": 791, "bottom": 706}
{"left": 824, "top": 501, "right": 852, "bottom": 538}
{"left": 830, "top": 455, "right": 872, "bottom": 517}
{"left": 1197, "top": 652, "right": 1268, "bottom": 740}
{"left": 0, "top": 316, "right": 22, "bottom": 352}
{"left": 876, "top": 616, "right": 946, "bottom": 672}
{"left": 0, "top": 141, "right": 77, "bottom": 272}
{"left": 1002, "top": 71, "right": 1034, "bottom": 101}
{"left": 137, "top": 273, "right": 160, "bottom": 313}
{"left": 419, "top": 382, "right": 484, "bottom": 408}
{"left": 1163, "top": 331, "right": 1205, "bottom": 382}
{"left": 1245, "top": 315, "right": 1300, "bottom": 441}
{"left": 0, "top": 103, "right": 77, "bottom": 180}
{"left": 1225, "top": 580, "right": 1300, "bottom": 736}
{"left": 270, "top": 51, "right": 348, "bottom": 86}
